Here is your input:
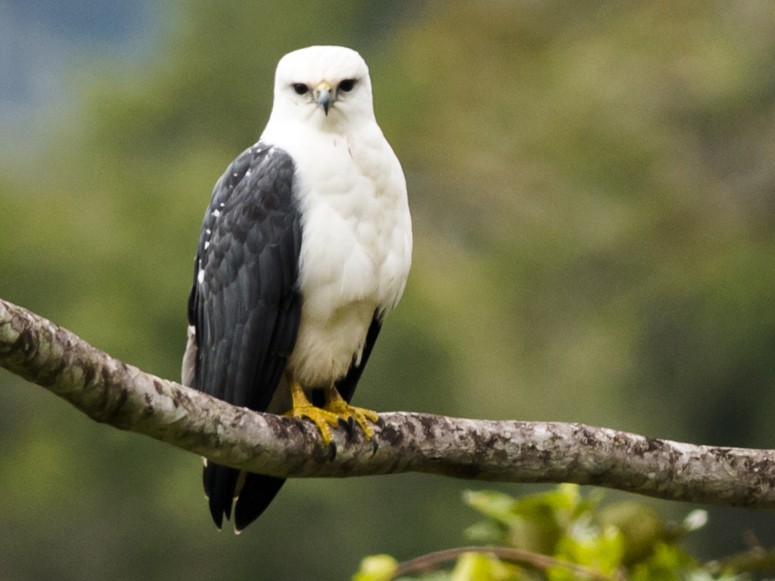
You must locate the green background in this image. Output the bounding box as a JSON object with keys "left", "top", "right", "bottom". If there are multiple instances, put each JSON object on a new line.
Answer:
{"left": 1, "top": 2, "right": 774, "bottom": 579}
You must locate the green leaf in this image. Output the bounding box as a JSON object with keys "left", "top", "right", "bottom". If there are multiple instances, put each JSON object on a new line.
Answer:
{"left": 353, "top": 555, "right": 399, "bottom": 581}
{"left": 552, "top": 525, "right": 624, "bottom": 579}
{"left": 450, "top": 552, "right": 520, "bottom": 581}
{"left": 598, "top": 501, "right": 667, "bottom": 563}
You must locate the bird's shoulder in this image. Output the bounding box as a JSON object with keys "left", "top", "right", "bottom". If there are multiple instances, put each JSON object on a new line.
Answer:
{"left": 208, "top": 143, "right": 295, "bottom": 218}
{"left": 189, "top": 142, "right": 302, "bottom": 311}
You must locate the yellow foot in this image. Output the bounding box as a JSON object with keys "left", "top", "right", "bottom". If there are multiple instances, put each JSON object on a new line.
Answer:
{"left": 284, "top": 381, "right": 380, "bottom": 445}
{"left": 324, "top": 389, "right": 380, "bottom": 441}
{"left": 284, "top": 403, "right": 341, "bottom": 446}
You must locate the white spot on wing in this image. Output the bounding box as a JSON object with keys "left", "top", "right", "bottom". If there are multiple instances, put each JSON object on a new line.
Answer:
{"left": 197, "top": 269, "right": 205, "bottom": 284}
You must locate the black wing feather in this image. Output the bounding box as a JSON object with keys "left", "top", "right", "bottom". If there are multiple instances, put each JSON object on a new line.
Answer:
{"left": 187, "top": 144, "right": 301, "bottom": 529}
{"left": 336, "top": 315, "right": 383, "bottom": 403}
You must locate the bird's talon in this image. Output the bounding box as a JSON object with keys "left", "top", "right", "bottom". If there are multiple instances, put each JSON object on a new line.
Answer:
{"left": 323, "top": 399, "right": 379, "bottom": 441}
{"left": 284, "top": 404, "right": 340, "bottom": 446}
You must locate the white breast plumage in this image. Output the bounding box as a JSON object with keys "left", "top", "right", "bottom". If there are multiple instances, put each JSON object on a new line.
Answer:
{"left": 270, "top": 124, "right": 411, "bottom": 387}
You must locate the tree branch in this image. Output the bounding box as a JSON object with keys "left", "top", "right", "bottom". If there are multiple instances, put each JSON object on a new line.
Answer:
{"left": 2, "top": 297, "right": 774, "bottom": 508}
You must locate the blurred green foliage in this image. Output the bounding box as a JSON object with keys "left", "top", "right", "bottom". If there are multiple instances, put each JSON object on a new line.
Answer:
{"left": 1, "top": 1, "right": 774, "bottom": 579}
{"left": 355, "top": 485, "right": 746, "bottom": 580}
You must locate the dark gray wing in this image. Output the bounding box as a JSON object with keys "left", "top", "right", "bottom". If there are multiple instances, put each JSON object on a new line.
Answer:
{"left": 186, "top": 143, "right": 301, "bottom": 529}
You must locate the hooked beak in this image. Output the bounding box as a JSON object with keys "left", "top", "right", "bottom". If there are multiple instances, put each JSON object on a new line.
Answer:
{"left": 314, "top": 81, "right": 333, "bottom": 115}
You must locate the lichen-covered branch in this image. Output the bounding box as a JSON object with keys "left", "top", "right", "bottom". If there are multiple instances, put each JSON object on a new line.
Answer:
{"left": 2, "top": 297, "right": 775, "bottom": 508}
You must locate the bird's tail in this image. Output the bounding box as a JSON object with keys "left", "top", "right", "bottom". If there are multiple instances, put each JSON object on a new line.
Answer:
{"left": 203, "top": 463, "right": 285, "bottom": 532}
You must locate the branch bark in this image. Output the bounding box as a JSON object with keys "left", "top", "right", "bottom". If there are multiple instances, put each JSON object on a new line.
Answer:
{"left": 2, "top": 297, "right": 774, "bottom": 508}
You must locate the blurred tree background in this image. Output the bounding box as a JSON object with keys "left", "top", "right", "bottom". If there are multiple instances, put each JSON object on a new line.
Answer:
{"left": 1, "top": 1, "right": 774, "bottom": 579}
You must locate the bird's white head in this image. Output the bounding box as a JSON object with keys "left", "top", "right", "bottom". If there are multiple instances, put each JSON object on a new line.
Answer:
{"left": 267, "top": 46, "right": 376, "bottom": 132}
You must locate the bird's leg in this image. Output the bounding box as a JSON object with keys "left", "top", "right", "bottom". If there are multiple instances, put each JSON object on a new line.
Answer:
{"left": 323, "top": 385, "right": 380, "bottom": 441}
{"left": 284, "top": 381, "right": 341, "bottom": 445}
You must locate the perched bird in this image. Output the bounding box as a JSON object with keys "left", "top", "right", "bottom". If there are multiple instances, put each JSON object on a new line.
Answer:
{"left": 182, "top": 46, "right": 412, "bottom": 532}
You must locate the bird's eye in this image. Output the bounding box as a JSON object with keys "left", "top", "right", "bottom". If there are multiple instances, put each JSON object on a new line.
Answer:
{"left": 338, "top": 79, "right": 356, "bottom": 92}
{"left": 292, "top": 83, "right": 308, "bottom": 95}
